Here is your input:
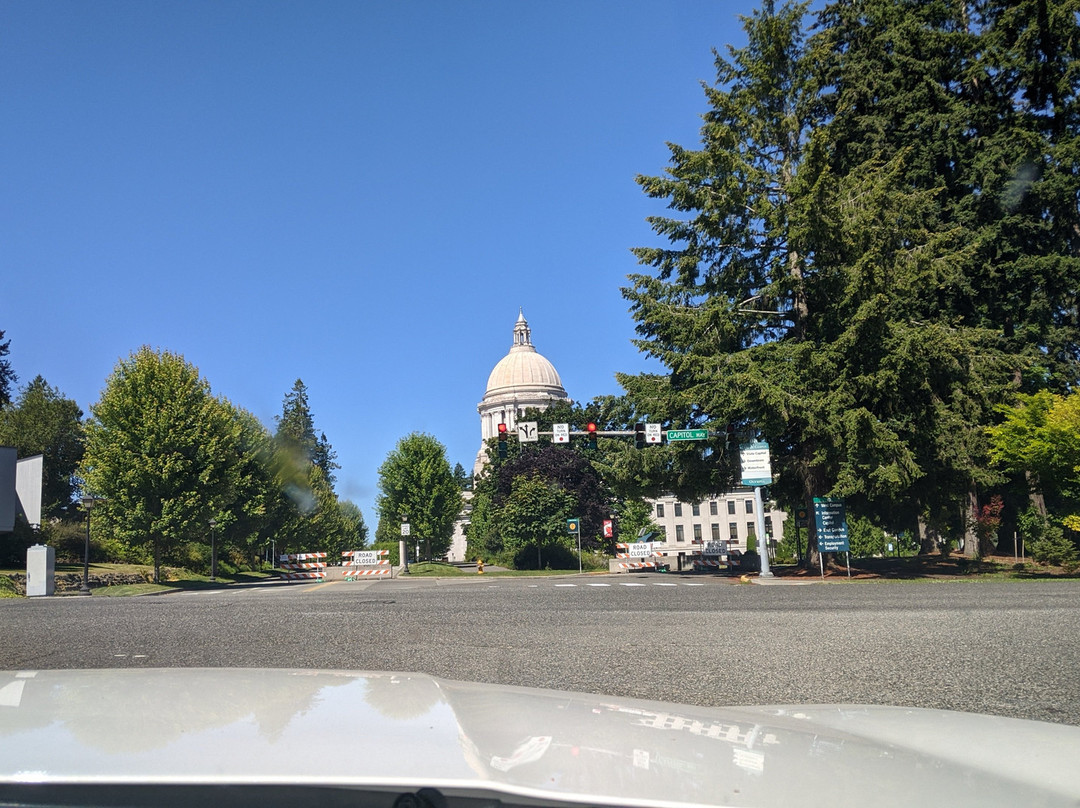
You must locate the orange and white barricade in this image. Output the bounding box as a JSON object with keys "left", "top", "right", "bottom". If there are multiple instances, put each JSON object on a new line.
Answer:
{"left": 278, "top": 552, "right": 327, "bottom": 580}
{"left": 614, "top": 542, "right": 661, "bottom": 570}
{"left": 341, "top": 549, "right": 391, "bottom": 580}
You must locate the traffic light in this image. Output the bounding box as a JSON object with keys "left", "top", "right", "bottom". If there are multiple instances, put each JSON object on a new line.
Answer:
{"left": 497, "top": 422, "right": 508, "bottom": 458}
{"left": 585, "top": 422, "right": 598, "bottom": 450}
{"left": 726, "top": 423, "right": 737, "bottom": 452}
{"left": 634, "top": 422, "right": 646, "bottom": 449}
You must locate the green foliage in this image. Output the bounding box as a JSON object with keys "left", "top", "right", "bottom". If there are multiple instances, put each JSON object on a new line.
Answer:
{"left": 621, "top": 0, "right": 1080, "bottom": 559}
{"left": 375, "top": 433, "right": 462, "bottom": 561}
{"left": 468, "top": 444, "right": 613, "bottom": 566}
{"left": 0, "top": 375, "right": 85, "bottom": 518}
{"left": 495, "top": 474, "right": 577, "bottom": 569}
{"left": 371, "top": 541, "right": 400, "bottom": 566}
{"left": 0, "top": 329, "right": 14, "bottom": 408}
{"left": 1019, "top": 506, "right": 1079, "bottom": 567}
{"left": 988, "top": 391, "right": 1080, "bottom": 518}
{"left": 275, "top": 379, "right": 339, "bottom": 489}
{"left": 81, "top": 348, "right": 240, "bottom": 582}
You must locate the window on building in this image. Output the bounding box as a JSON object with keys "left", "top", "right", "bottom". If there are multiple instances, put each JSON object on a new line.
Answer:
{"left": 674, "top": 503, "right": 683, "bottom": 517}
{"left": 692, "top": 503, "right": 700, "bottom": 517}
{"left": 729, "top": 523, "right": 738, "bottom": 540}
{"left": 711, "top": 524, "right": 721, "bottom": 540}
{"left": 727, "top": 500, "right": 736, "bottom": 515}
{"left": 745, "top": 499, "right": 754, "bottom": 514}
{"left": 747, "top": 521, "right": 756, "bottom": 537}
{"left": 709, "top": 501, "right": 718, "bottom": 516}
{"left": 693, "top": 524, "right": 702, "bottom": 541}
{"left": 656, "top": 503, "right": 665, "bottom": 518}
{"left": 675, "top": 525, "right": 685, "bottom": 542}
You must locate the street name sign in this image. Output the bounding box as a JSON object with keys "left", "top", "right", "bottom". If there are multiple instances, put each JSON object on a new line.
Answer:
{"left": 553, "top": 423, "right": 570, "bottom": 443}
{"left": 517, "top": 421, "right": 538, "bottom": 442}
{"left": 666, "top": 429, "right": 708, "bottom": 441}
{"left": 645, "top": 423, "right": 662, "bottom": 444}
{"left": 740, "top": 440, "right": 773, "bottom": 486}
{"left": 813, "top": 498, "right": 849, "bottom": 552}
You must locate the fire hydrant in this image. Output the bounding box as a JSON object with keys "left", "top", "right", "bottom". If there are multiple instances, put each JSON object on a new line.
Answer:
{"left": 477, "top": 558, "right": 485, "bottom": 575}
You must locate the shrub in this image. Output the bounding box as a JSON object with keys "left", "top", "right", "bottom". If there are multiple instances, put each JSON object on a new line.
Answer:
{"left": 1019, "top": 507, "right": 1079, "bottom": 567}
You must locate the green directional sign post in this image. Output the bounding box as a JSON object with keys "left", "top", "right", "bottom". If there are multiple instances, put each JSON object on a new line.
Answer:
{"left": 567, "top": 518, "right": 582, "bottom": 573}
{"left": 666, "top": 429, "right": 708, "bottom": 441}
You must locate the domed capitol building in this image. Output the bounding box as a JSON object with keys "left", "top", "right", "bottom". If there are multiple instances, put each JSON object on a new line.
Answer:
{"left": 449, "top": 312, "right": 785, "bottom": 567}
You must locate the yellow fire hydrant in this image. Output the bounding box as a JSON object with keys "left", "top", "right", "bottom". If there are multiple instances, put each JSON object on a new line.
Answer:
{"left": 477, "top": 558, "right": 485, "bottom": 575}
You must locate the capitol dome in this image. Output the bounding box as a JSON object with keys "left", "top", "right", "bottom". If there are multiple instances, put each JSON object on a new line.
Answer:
{"left": 474, "top": 311, "right": 569, "bottom": 472}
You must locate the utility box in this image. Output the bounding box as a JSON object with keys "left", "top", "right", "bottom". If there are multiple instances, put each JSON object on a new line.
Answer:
{"left": 26, "top": 544, "right": 55, "bottom": 597}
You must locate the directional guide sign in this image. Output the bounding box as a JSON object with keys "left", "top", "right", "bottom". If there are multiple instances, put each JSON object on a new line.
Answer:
{"left": 813, "top": 497, "right": 849, "bottom": 552}
{"left": 740, "top": 440, "right": 773, "bottom": 486}
{"left": 517, "top": 421, "right": 538, "bottom": 442}
{"left": 667, "top": 429, "right": 708, "bottom": 441}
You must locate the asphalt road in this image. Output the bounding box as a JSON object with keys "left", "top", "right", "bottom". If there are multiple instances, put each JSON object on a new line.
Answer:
{"left": 3, "top": 574, "right": 1079, "bottom": 726}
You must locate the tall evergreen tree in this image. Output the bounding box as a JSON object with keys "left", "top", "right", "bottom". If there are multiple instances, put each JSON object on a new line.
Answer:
{"left": 0, "top": 329, "right": 15, "bottom": 408}
{"left": 275, "top": 379, "right": 339, "bottom": 488}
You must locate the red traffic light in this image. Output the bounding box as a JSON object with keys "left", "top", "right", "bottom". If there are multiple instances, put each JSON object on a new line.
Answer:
{"left": 497, "top": 423, "right": 508, "bottom": 435}
{"left": 586, "top": 422, "right": 597, "bottom": 433}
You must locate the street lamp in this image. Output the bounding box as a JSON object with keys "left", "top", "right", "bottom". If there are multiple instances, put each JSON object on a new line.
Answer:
{"left": 79, "top": 496, "right": 103, "bottom": 596}
{"left": 208, "top": 517, "right": 218, "bottom": 582}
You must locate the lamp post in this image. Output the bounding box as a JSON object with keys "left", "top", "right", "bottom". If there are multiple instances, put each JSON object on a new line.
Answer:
{"left": 79, "top": 496, "right": 102, "bottom": 596}
{"left": 208, "top": 517, "right": 218, "bottom": 582}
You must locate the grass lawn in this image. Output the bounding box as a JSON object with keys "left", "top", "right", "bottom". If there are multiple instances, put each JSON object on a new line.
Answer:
{"left": 0, "top": 562, "right": 277, "bottom": 597}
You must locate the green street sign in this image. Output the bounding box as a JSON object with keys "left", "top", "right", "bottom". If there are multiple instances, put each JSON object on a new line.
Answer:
{"left": 566, "top": 518, "right": 580, "bottom": 534}
{"left": 666, "top": 429, "right": 708, "bottom": 441}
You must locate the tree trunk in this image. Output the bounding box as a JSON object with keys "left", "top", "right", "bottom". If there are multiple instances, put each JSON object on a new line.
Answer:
{"left": 153, "top": 542, "right": 162, "bottom": 584}
{"left": 963, "top": 486, "right": 978, "bottom": 558}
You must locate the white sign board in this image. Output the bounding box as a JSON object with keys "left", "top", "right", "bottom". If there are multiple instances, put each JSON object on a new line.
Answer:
{"left": 740, "top": 440, "right": 773, "bottom": 486}
{"left": 645, "top": 423, "right": 662, "bottom": 444}
{"left": 16, "top": 454, "right": 43, "bottom": 528}
{"left": 628, "top": 542, "right": 657, "bottom": 558}
{"left": 553, "top": 423, "right": 570, "bottom": 443}
{"left": 704, "top": 541, "right": 728, "bottom": 556}
{"left": 517, "top": 421, "right": 538, "bottom": 442}
{"left": 348, "top": 551, "right": 382, "bottom": 566}
{"left": 400, "top": 523, "right": 411, "bottom": 536}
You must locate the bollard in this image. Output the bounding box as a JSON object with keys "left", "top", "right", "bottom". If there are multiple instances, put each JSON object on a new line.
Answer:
{"left": 477, "top": 558, "right": 485, "bottom": 575}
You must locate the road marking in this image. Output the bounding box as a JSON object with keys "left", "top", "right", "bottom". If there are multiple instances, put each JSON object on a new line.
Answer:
{"left": 682, "top": 582, "right": 705, "bottom": 586}
{"left": 304, "top": 580, "right": 339, "bottom": 592}
{"left": 653, "top": 582, "right": 678, "bottom": 587}
{"left": 587, "top": 583, "right": 612, "bottom": 587}
{"left": 554, "top": 583, "right": 578, "bottom": 587}
{"left": 620, "top": 583, "right": 647, "bottom": 587}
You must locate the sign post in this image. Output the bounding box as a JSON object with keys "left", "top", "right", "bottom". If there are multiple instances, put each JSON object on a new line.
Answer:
{"left": 740, "top": 441, "right": 774, "bottom": 578}
{"left": 567, "top": 518, "right": 582, "bottom": 573}
{"left": 813, "top": 497, "right": 850, "bottom": 578}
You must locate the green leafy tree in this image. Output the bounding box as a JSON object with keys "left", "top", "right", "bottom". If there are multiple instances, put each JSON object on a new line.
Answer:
{"left": 988, "top": 391, "right": 1080, "bottom": 522}
{"left": 338, "top": 500, "right": 369, "bottom": 550}
{"left": 0, "top": 375, "right": 85, "bottom": 517}
{"left": 494, "top": 474, "right": 577, "bottom": 569}
{"left": 81, "top": 348, "right": 239, "bottom": 582}
{"left": 375, "top": 433, "right": 462, "bottom": 561}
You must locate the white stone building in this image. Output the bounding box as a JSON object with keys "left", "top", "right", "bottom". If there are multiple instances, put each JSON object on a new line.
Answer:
{"left": 449, "top": 311, "right": 785, "bottom": 565}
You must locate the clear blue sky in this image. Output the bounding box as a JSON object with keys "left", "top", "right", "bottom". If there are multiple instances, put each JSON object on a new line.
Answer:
{"left": 1, "top": 1, "right": 752, "bottom": 525}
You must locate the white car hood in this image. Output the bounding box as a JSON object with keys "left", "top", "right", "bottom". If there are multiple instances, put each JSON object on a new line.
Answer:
{"left": 1, "top": 668, "right": 1078, "bottom": 807}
